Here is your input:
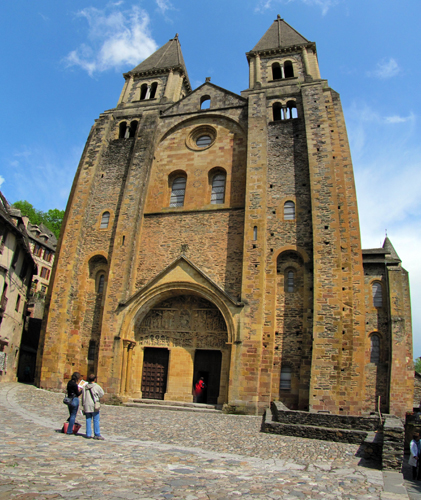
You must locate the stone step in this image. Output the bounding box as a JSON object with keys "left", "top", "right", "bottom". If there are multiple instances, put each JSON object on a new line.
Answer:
{"left": 124, "top": 399, "right": 223, "bottom": 414}
{"left": 261, "top": 411, "right": 372, "bottom": 445}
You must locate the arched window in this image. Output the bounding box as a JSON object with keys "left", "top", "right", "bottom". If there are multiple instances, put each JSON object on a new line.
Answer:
{"left": 97, "top": 274, "right": 105, "bottom": 294}
{"left": 200, "top": 96, "right": 211, "bottom": 109}
{"left": 169, "top": 177, "right": 186, "bottom": 207}
{"left": 286, "top": 270, "right": 294, "bottom": 293}
{"left": 370, "top": 334, "right": 380, "bottom": 363}
{"left": 372, "top": 282, "right": 383, "bottom": 308}
{"left": 211, "top": 173, "right": 226, "bottom": 204}
{"left": 119, "top": 122, "right": 127, "bottom": 139}
{"left": 140, "top": 84, "right": 148, "bottom": 100}
{"left": 280, "top": 366, "right": 292, "bottom": 390}
{"left": 129, "top": 120, "right": 138, "bottom": 138}
{"left": 149, "top": 82, "right": 158, "bottom": 99}
{"left": 273, "top": 102, "right": 282, "bottom": 122}
{"left": 284, "top": 201, "right": 295, "bottom": 220}
{"left": 100, "top": 211, "right": 110, "bottom": 229}
{"left": 272, "top": 62, "right": 282, "bottom": 80}
{"left": 284, "top": 60, "right": 294, "bottom": 78}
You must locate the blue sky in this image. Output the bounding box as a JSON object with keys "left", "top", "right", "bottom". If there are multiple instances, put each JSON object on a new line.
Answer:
{"left": 1, "top": 0, "right": 421, "bottom": 357}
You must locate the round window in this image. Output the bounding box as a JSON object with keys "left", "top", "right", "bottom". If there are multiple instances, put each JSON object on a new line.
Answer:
{"left": 186, "top": 125, "right": 217, "bottom": 151}
{"left": 196, "top": 135, "right": 212, "bottom": 148}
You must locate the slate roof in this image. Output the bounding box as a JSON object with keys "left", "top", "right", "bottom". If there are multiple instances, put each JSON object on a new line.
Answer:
{"left": 252, "top": 15, "right": 309, "bottom": 52}
{"left": 26, "top": 222, "right": 57, "bottom": 252}
{"left": 129, "top": 34, "right": 189, "bottom": 79}
{"left": 362, "top": 237, "right": 401, "bottom": 264}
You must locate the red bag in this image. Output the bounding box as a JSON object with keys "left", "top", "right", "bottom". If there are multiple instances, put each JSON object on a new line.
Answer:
{"left": 63, "top": 422, "right": 82, "bottom": 434}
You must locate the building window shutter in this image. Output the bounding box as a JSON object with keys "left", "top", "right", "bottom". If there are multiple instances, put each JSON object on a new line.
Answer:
{"left": 284, "top": 201, "right": 295, "bottom": 220}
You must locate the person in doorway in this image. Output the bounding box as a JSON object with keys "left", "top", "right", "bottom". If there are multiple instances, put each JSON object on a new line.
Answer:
{"left": 409, "top": 432, "right": 421, "bottom": 480}
{"left": 82, "top": 374, "right": 105, "bottom": 440}
{"left": 65, "top": 372, "right": 82, "bottom": 435}
{"left": 194, "top": 377, "right": 206, "bottom": 404}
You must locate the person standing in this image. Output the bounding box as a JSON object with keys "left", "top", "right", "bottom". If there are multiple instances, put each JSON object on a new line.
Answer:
{"left": 82, "top": 374, "right": 105, "bottom": 440}
{"left": 65, "top": 372, "right": 82, "bottom": 435}
{"left": 409, "top": 432, "right": 420, "bottom": 480}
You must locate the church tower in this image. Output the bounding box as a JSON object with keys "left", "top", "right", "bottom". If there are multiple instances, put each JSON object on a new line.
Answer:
{"left": 36, "top": 17, "right": 413, "bottom": 418}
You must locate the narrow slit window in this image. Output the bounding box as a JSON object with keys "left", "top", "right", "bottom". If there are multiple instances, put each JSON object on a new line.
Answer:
{"left": 170, "top": 177, "right": 186, "bottom": 207}
{"left": 280, "top": 366, "right": 292, "bottom": 390}
{"left": 100, "top": 211, "right": 110, "bottom": 229}
{"left": 253, "top": 226, "right": 257, "bottom": 241}
{"left": 284, "top": 201, "right": 295, "bottom": 220}
{"left": 287, "top": 270, "right": 294, "bottom": 293}
{"left": 211, "top": 173, "right": 226, "bottom": 204}
{"left": 97, "top": 274, "right": 105, "bottom": 294}
{"left": 88, "top": 341, "right": 96, "bottom": 361}
{"left": 372, "top": 282, "right": 382, "bottom": 308}
{"left": 370, "top": 335, "right": 380, "bottom": 363}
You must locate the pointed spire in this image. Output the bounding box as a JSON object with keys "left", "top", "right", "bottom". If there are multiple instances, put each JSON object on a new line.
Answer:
{"left": 382, "top": 236, "right": 401, "bottom": 262}
{"left": 128, "top": 35, "right": 189, "bottom": 81}
{"left": 252, "top": 16, "right": 308, "bottom": 52}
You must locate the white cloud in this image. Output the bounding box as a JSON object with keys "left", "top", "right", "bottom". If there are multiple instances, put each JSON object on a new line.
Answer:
{"left": 255, "top": 0, "right": 339, "bottom": 15}
{"left": 0, "top": 176, "right": 4, "bottom": 188}
{"left": 64, "top": 4, "right": 158, "bottom": 76}
{"left": 367, "top": 58, "right": 400, "bottom": 79}
{"left": 2, "top": 145, "right": 82, "bottom": 211}
{"left": 156, "top": 0, "right": 173, "bottom": 15}
{"left": 385, "top": 113, "right": 415, "bottom": 124}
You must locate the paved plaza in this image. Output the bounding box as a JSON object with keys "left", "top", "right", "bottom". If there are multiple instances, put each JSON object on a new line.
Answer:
{"left": 0, "top": 383, "right": 419, "bottom": 499}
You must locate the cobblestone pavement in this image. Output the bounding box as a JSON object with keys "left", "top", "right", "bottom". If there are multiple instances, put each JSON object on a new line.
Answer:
{"left": 0, "top": 383, "right": 417, "bottom": 499}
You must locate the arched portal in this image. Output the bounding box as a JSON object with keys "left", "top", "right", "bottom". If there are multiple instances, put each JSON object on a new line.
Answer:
{"left": 133, "top": 294, "right": 230, "bottom": 405}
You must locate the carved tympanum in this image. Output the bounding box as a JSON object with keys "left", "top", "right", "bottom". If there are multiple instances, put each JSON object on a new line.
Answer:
{"left": 135, "top": 295, "right": 227, "bottom": 349}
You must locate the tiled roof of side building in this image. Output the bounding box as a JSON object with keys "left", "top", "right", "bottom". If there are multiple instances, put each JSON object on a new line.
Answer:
{"left": 251, "top": 15, "right": 309, "bottom": 52}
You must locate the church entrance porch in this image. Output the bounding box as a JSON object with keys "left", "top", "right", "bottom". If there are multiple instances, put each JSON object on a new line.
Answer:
{"left": 134, "top": 294, "right": 230, "bottom": 404}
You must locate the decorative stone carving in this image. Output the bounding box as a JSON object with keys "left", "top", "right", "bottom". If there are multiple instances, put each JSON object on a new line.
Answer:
{"left": 135, "top": 295, "right": 227, "bottom": 349}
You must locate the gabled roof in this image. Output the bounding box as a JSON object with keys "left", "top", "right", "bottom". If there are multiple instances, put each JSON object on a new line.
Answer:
{"left": 161, "top": 81, "right": 246, "bottom": 117}
{"left": 128, "top": 34, "right": 189, "bottom": 80}
{"left": 252, "top": 15, "right": 308, "bottom": 52}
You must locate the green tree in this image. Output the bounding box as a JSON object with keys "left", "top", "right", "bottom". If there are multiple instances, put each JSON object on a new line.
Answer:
{"left": 12, "top": 200, "right": 64, "bottom": 239}
{"left": 415, "top": 358, "right": 421, "bottom": 374}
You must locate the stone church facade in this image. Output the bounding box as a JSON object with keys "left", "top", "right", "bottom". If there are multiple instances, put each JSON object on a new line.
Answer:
{"left": 36, "top": 17, "right": 413, "bottom": 417}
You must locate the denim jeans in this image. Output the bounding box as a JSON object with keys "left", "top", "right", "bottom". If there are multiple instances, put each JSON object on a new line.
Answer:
{"left": 66, "top": 397, "right": 79, "bottom": 434}
{"left": 85, "top": 411, "right": 100, "bottom": 437}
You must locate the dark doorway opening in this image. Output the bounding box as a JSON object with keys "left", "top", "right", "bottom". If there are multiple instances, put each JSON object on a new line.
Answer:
{"left": 193, "top": 350, "right": 222, "bottom": 404}
{"left": 141, "top": 348, "right": 169, "bottom": 400}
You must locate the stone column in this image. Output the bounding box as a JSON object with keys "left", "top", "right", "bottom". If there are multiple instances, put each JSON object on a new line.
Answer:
{"left": 249, "top": 57, "right": 255, "bottom": 89}
{"left": 301, "top": 47, "right": 310, "bottom": 77}
{"left": 164, "top": 70, "right": 174, "bottom": 100}
{"left": 119, "top": 340, "right": 130, "bottom": 395}
{"left": 164, "top": 347, "right": 194, "bottom": 402}
{"left": 255, "top": 54, "right": 262, "bottom": 88}
{"left": 125, "top": 341, "right": 136, "bottom": 394}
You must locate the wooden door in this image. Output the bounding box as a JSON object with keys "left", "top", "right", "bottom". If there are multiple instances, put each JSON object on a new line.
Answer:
{"left": 141, "top": 348, "right": 169, "bottom": 400}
